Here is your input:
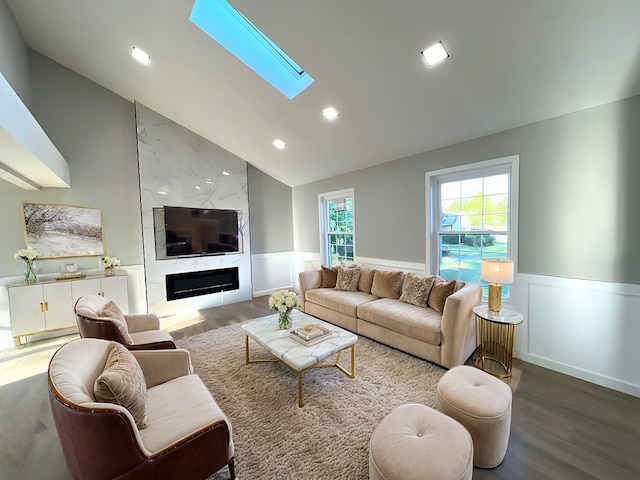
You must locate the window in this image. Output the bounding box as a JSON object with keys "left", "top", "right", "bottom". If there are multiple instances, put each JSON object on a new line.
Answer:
{"left": 319, "top": 189, "right": 355, "bottom": 267}
{"left": 426, "top": 156, "right": 518, "bottom": 295}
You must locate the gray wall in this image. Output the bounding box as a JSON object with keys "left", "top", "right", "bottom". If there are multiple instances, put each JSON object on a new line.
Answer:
{"left": 0, "top": 0, "right": 31, "bottom": 106}
{"left": 293, "top": 94, "right": 640, "bottom": 285}
{"left": 248, "top": 164, "right": 294, "bottom": 254}
{"left": 0, "top": 50, "right": 142, "bottom": 277}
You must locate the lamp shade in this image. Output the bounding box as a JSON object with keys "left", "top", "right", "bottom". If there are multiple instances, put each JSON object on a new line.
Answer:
{"left": 481, "top": 259, "right": 514, "bottom": 284}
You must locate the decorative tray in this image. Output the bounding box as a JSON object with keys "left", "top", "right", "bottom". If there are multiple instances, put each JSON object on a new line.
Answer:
{"left": 55, "top": 272, "right": 87, "bottom": 281}
{"left": 289, "top": 324, "right": 332, "bottom": 346}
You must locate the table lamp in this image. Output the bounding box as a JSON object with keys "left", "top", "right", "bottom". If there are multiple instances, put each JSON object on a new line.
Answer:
{"left": 481, "top": 259, "right": 514, "bottom": 313}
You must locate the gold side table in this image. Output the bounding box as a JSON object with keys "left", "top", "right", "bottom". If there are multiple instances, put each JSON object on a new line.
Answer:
{"left": 473, "top": 305, "right": 523, "bottom": 378}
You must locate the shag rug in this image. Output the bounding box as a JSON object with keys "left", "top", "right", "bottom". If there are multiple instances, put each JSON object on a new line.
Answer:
{"left": 177, "top": 321, "right": 446, "bottom": 480}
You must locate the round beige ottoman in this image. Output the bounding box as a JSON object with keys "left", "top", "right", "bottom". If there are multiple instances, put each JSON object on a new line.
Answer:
{"left": 369, "top": 403, "right": 473, "bottom": 480}
{"left": 436, "top": 365, "right": 512, "bottom": 468}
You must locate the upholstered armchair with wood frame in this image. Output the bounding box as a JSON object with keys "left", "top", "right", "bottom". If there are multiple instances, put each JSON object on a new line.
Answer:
{"left": 75, "top": 294, "right": 176, "bottom": 350}
{"left": 48, "top": 338, "right": 235, "bottom": 480}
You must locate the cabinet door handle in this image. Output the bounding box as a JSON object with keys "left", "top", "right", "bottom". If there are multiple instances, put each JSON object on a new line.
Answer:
{"left": 40, "top": 302, "right": 44, "bottom": 312}
{"left": 45, "top": 302, "right": 49, "bottom": 311}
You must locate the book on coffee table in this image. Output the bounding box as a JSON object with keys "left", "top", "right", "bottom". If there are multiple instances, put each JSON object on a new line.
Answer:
{"left": 289, "top": 324, "right": 332, "bottom": 346}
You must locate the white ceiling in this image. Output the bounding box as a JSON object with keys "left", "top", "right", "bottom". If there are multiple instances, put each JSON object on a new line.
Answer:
{"left": 7, "top": 0, "right": 640, "bottom": 187}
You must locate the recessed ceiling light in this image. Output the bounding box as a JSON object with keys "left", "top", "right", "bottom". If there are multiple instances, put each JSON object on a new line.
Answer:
{"left": 421, "top": 41, "right": 449, "bottom": 67}
{"left": 222, "top": 171, "right": 230, "bottom": 176}
{"left": 322, "top": 106, "right": 340, "bottom": 121}
{"left": 132, "top": 47, "right": 151, "bottom": 65}
{"left": 273, "top": 139, "right": 287, "bottom": 149}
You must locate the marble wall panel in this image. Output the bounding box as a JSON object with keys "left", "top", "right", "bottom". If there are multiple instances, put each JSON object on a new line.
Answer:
{"left": 136, "top": 103, "right": 251, "bottom": 317}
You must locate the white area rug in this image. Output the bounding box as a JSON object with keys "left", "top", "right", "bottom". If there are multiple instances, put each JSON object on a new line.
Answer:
{"left": 177, "top": 321, "right": 446, "bottom": 480}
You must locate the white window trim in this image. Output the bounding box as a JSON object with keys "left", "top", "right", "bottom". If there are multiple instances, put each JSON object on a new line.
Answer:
{"left": 425, "top": 155, "right": 519, "bottom": 276}
{"left": 318, "top": 188, "right": 355, "bottom": 266}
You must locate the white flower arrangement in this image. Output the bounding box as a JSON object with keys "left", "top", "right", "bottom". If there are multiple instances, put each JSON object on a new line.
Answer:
{"left": 101, "top": 255, "right": 121, "bottom": 268}
{"left": 268, "top": 289, "right": 300, "bottom": 314}
{"left": 14, "top": 246, "right": 39, "bottom": 261}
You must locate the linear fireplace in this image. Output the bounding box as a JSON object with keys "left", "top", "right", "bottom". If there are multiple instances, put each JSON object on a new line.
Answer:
{"left": 166, "top": 267, "right": 239, "bottom": 301}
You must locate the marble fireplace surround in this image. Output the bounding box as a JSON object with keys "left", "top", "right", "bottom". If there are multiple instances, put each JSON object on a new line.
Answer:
{"left": 136, "top": 103, "right": 252, "bottom": 318}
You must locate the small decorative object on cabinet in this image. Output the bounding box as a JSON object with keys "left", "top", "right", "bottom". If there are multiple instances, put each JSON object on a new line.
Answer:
{"left": 268, "top": 290, "right": 300, "bottom": 329}
{"left": 14, "top": 246, "right": 39, "bottom": 283}
{"left": 100, "top": 255, "right": 120, "bottom": 277}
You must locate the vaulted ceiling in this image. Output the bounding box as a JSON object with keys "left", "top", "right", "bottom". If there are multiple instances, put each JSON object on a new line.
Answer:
{"left": 7, "top": 0, "right": 640, "bottom": 186}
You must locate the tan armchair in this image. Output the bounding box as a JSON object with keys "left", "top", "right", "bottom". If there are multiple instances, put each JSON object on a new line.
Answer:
{"left": 48, "top": 338, "right": 235, "bottom": 480}
{"left": 75, "top": 294, "right": 176, "bottom": 350}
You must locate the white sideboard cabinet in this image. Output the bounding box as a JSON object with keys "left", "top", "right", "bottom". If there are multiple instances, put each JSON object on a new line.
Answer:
{"left": 8, "top": 273, "right": 129, "bottom": 347}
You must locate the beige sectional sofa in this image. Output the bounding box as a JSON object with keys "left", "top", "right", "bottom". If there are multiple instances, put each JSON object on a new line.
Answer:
{"left": 299, "top": 267, "right": 482, "bottom": 369}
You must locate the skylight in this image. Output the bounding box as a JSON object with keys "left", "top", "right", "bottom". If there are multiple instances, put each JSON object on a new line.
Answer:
{"left": 190, "top": 0, "right": 314, "bottom": 99}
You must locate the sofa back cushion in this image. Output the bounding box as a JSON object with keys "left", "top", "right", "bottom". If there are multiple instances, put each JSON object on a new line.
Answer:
{"left": 371, "top": 270, "right": 404, "bottom": 299}
{"left": 335, "top": 265, "right": 361, "bottom": 291}
{"left": 321, "top": 265, "right": 338, "bottom": 288}
{"left": 427, "top": 280, "right": 457, "bottom": 314}
{"left": 399, "top": 274, "right": 437, "bottom": 307}
{"left": 94, "top": 342, "right": 148, "bottom": 429}
{"left": 358, "top": 267, "right": 376, "bottom": 294}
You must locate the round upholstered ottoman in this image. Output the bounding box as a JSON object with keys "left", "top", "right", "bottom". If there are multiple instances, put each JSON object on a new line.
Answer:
{"left": 436, "top": 365, "right": 512, "bottom": 468}
{"left": 369, "top": 403, "right": 473, "bottom": 480}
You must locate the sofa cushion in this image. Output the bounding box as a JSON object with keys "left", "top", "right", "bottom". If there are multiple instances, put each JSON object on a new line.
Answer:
{"left": 371, "top": 270, "right": 404, "bottom": 299}
{"left": 399, "top": 274, "right": 436, "bottom": 307}
{"left": 140, "top": 374, "right": 233, "bottom": 456}
{"left": 357, "top": 298, "right": 442, "bottom": 345}
{"left": 335, "top": 265, "right": 361, "bottom": 291}
{"left": 305, "top": 288, "right": 378, "bottom": 317}
{"left": 321, "top": 265, "right": 338, "bottom": 288}
{"left": 358, "top": 267, "right": 376, "bottom": 293}
{"left": 428, "top": 280, "right": 457, "bottom": 314}
{"left": 94, "top": 342, "right": 147, "bottom": 428}
{"left": 98, "top": 300, "right": 134, "bottom": 344}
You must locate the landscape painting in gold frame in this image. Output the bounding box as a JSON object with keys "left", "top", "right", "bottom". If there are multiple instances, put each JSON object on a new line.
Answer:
{"left": 22, "top": 202, "right": 106, "bottom": 258}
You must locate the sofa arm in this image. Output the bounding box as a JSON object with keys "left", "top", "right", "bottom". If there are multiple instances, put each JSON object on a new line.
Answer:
{"left": 298, "top": 270, "right": 322, "bottom": 312}
{"left": 131, "top": 349, "right": 193, "bottom": 387}
{"left": 440, "top": 284, "right": 482, "bottom": 368}
{"left": 124, "top": 313, "right": 161, "bottom": 333}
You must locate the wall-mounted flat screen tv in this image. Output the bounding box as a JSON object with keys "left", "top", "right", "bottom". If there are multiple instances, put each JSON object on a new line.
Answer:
{"left": 163, "top": 206, "right": 241, "bottom": 257}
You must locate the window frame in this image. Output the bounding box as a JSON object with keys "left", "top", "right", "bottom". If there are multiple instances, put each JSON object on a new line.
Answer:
{"left": 318, "top": 188, "right": 355, "bottom": 267}
{"left": 425, "top": 156, "right": 519, "bottom": 281}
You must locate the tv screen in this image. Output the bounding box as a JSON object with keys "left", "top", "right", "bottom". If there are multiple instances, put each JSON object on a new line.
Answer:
{"left": 163, "top": 206, "right": 240, "bottom": 257}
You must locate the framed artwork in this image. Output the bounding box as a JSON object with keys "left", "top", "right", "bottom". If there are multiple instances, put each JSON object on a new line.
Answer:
{"left": 22, "top": 202, "right": 106, "bottom": 258}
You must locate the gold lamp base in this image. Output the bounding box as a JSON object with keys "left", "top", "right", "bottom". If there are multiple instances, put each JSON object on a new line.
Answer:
{"left": 487, "top": 283, "right": 502, "bottom": 313}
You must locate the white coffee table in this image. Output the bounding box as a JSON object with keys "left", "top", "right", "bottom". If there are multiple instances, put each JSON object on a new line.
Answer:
{"left": 241, "top": 310, "right": 357, "bottom": 407}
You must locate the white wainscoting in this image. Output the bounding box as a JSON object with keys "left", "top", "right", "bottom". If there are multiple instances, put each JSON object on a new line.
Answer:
{"left": 251, "top": 252, "right": 297, "bottom": 297}
{"left": 507, "top": 273, "right": 640, "bottom": 398}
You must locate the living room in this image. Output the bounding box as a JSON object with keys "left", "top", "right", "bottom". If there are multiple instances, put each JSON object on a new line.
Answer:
{"left": 1, "top": 1, "right": 639, "bottom": 479}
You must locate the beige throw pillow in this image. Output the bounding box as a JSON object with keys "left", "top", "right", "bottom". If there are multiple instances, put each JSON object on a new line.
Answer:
{"left": 94, "top": 342, "right": 148, "bottom": 429}
{"left": 335, "top": 265, "right": 361, "bottom": 292}
{"left": 399, "top": 274, "right": 436, "bottom": 307}
{"left": 98, "top": 301, "right": 133, "bottom": 345}
{"left": 321, "top": 265, "right": 338, "bottom": 288}
{"left": 358, "top": 267, "right": 376, "bottom": 294}
{"left": 427, "top": 280, "right": 457, "bottom": 314}
{"left": 371, "top": 270, "right": 404, "bottom": 299}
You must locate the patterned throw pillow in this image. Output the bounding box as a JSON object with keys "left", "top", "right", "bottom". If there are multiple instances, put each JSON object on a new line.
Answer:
{"left": 371, "top": 270, "right": 404, "bottom": 299}
{"left": 99, "top": 301, "right": 134, "bottom": 345}
{"left": 335, "top": 265, "right": 361, "bottom": 291}
{"left": 321, "top": 265, "right": 338, "bottom": 288}
{"left": 94, "top": 342, "right": 148, "bottom": 428}
{"left": 427, "top": 280, "right": 457, "bottom": 314}
{"left": 399, "top": 274, "right": 437, "bottom": 307}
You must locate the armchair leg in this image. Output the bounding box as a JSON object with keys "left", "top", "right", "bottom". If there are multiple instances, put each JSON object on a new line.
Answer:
{"left": 228, "top": 458, "right": 236, "bottom": 480}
